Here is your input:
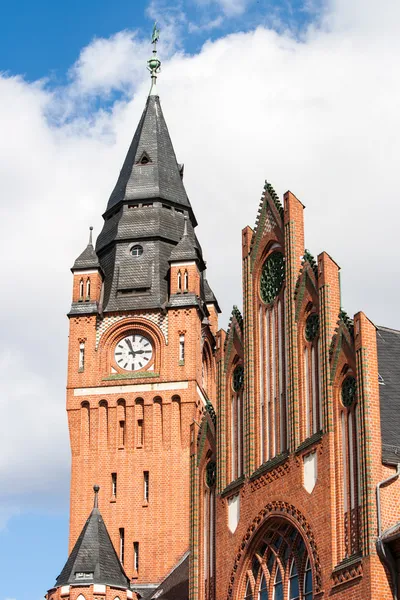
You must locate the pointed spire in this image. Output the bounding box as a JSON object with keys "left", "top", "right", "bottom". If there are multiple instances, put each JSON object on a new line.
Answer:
{"left": 72, "top": 226, "right": 101, "bottom": 271}
{"left": 54, "top": 486, "right": 129, "bottom": 590}
{"left": 169, "top": 217, "right": 201, "bottom": 265}
{"left": 148, "top": 22, "right": 161, "bottom": 96}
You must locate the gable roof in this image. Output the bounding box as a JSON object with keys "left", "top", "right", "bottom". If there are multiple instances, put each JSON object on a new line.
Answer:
{"left": 147, "top": 552, "right": 189, "bottom": 600}
{"left": 377, "top": 326, "right": 400, "bottom": 464}
{"left": 54, "top": 501, "right": 129, "bottom": 589}
{"left": 106, "top": 95, "right": 191, "bottom": 212}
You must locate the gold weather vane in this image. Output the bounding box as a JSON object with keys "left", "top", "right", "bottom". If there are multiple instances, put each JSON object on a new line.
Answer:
{"left": 148, "top": 22, "right": 161, "bottom": 96}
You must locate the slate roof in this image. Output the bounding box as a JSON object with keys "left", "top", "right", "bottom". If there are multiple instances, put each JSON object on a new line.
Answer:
{"left": 72, "top": 239, "right": 101, "bottom": 271}
{"left": 376, "top": 326, "right": 400, "bottom": 464}
{"left": 54, "top": 503, "right": 129, "bottom": 589}
{"left": 147, "top": 552, "right": 189, "bottom": 600}
{"left": 107, "top": 95, "right": 191, "bottom": 211}
{"left": 204, "top": 277, "right": 221, "bottom": 312}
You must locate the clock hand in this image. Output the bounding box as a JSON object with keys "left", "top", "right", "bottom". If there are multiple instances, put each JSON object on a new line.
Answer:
{"left": 126, "top": 339, "right": 134, "bottom": 353}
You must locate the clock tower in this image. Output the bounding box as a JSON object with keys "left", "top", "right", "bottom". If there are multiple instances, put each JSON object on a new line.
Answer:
{"left": 48, "top": 33, "right": 219, "bottom": 600}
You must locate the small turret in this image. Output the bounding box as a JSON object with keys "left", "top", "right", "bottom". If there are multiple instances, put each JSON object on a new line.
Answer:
{"left": 70, "top": 227, "right": 103, "bottom": 313}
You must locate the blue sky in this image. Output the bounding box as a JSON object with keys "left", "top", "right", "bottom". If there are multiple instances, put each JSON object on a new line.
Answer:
{"left": 1, "top": 0, "right": 400, "bottom": 599}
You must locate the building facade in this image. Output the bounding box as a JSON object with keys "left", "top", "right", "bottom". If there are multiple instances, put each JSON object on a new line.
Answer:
{"left": 46, "top": 41, "right": 400, "bottom": 600}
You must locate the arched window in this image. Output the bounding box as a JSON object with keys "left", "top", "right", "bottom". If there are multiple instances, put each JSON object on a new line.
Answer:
{"left": 172, "top": 395, "right": 181, "bottom": 443}
{"left": 340, "top": 374, "right": 359, "bottom": 557}
{"left": 81, "top": 402, "right": 90, "bottom": 447}
{"left": 86, "top": 278, "right": 91, "bottom": 299}
{"left": 117, "top": 400, "right": 126, "bottom": 448}
{"left": 242, "top": 522, "right": 313, "bottom": 600}
{"left": 204, "top": 461, "right": 216, "bottom": 599}
{"left": 231, "top": 364, "right": 244, "bottom": 481}
{"left": 135, "top": 398, "right": 144, "bottom": 448}
{"left": 303, "top": 313, "right": 321, "bottom": 440}
{"left": 258, "top": 250, "right": 286, "bottom": 462}
{"left": 184, "top": 270, "right": 189, "bottom": 291}
{"left": 79, "top": 279, "right": 84, "bottom": 299}
{"left": 177, "top": 270, "right": 182, "bottom": 291}
{"left": 153, "top": 396, "right": 163, "bottom": 442}
{"left": 99, "top": 400, "right": 108, "bottom": 448}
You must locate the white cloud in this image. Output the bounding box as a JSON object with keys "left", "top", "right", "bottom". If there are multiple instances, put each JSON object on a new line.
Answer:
{"left": 194, "top": 0, "right": 250, "bottom": 17}
{"left": 1, "top": 0, "right": 400, "bottom": 521}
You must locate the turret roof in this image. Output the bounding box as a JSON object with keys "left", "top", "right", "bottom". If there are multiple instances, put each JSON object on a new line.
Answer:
{"left": 54, "top": 487, "right": 129, "bottom": 590}
{"left": 72, "top": 227, "right": 101, "bottom": 271}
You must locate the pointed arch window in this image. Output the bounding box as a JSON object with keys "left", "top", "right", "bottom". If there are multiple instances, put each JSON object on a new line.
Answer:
{"left": 79, "top": 278, "right": 84, "bottom": 299}
{"left": 340, "top": 374, "right": 359, "bottom": 557}
{"left": 86, "top": 278, "right": 91, "bottom": 299}
{"left": 184, "top": 270, "right": 189, "bottom": 291}
{"left": 231, "top": 365, "right": 244, "bottom": 481}
{"left": 258, "top": 250, "right": 286, "bottom": 464}
{"left": 177, "top": 270, "right": 182, "bottom": 292}
{"left": 303, "top": 313, "right": 321, "bottom": 440}
{"left": 241, "top": 522, "right": 313, "bottom": 600}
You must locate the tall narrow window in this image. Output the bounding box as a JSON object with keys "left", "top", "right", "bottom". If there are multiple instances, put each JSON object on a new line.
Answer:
{"left": 341, "top": 412, "right": 348, "bottom": 513}
{"left": 271, "top": 309, "right": 276, "bottom": 456}
{"left": 81, "top": 402, "right": 90, "bottom": 447}
{"left": 112, "top": 473, "right": 117, "bottom": 497}
{"left": 79, "top": 342, "right": 85, "bottom": 371}
{"left": 259, "top": 306, "right": 265, "bottom": 464}
{"left": 86, "top": 278, "right": 91, "bottom": 299}
{"left": 348, "top": 412, "right": 355, "bottom": 510}
{"left": 277, "top": 299, "right": 285, "bottom": 451}
{"left": 303, "top": 557, "right": 313, "bottom": 600}
{"left": 133, "top": 542, "right": 139, "bottom": 572}
{"left": 179, "top": 334, "right": 185, "bottom": 362}
{"left": 265, "top": 310, "right": 270, "bottom": 462}
{"left": 136, "top": 399, "right": 144, "bottom": 447}
{"left": 237, "top": 393, "right": 243, "bottom": 477}
{"left": 177, "top": 270, "right": 182, "bottom": 291}
{"left": 304, "top": 347, "right": 310, "bottom": 438}
{"left": 184, "top": 270, "right": 189, "bottom": 291}
{"left": 137, "top": 419, "right": 144, "bottom": 446}
{"left": 119, "top": 528, "right": 125, "bottom": 564}
{"left": 79, "top": 279, "right": 84, "bottom": 299}
{"left": 273, "top": 567, "right": 283, "bottom": 600}
{"left": 231, "top": 394, "right": 236, "bottom": 480}
{"left": 288, "top": 559, "right": 299, "bottom": 600}
{"left": 117, "top": 400, "right": 126, "bottom": 449}
{"left": 144, "top": 471, "right": 149, "bottom": 502}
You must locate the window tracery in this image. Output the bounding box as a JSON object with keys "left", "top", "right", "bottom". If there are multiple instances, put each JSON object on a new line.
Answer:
{"left": 242, "top": 521, "right": 313, "bottom": 600}
{"left": 258, "top": 250, "right": 286, "bottom": 465}
{"left": 231, "top": 364, "right": 244, "bottom": 480}
{"left": 340, "top": 374, "right": 360, "bottom": 557}
{"left": 302, "top": 313, "right": 321, "bottom": 440}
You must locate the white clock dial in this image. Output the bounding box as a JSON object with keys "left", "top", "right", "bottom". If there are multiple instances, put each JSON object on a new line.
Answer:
{"left": 114, "top": 334, "right": 153, "bottom": 371}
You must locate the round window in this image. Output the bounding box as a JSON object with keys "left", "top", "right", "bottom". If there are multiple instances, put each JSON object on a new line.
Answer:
{"left": 260, "top": 251, "right": 285, "bottom": 304}
{"left": 131, "top": 245, "right": 143, "bottom": 257}
{"left": 232, "top": 365, "right": 244, "bottom": 392}
{"left": 305, "top": 313, "right": 319, "bottom": 342}
{"left": 341, "top": 376, "right": 357, "bottom": 407}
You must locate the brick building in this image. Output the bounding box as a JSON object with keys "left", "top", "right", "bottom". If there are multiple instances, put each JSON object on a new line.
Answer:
{"left": 46, "top": 39, "right": 400, "bottom": 600}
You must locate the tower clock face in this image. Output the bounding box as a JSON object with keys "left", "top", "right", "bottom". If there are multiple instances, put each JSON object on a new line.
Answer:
{"left": 114, "top": 334, "right": 153, "bottom": 371}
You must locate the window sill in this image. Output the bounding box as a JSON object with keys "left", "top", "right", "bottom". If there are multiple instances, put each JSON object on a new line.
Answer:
{"left": 142, "top": 501, "right": 149, "bottom": 508}
{"left": 118, "top": 446, "right": 125, "bottom": 450}
{"left": 110, "top": 497, "right": 116, "bottom": 503}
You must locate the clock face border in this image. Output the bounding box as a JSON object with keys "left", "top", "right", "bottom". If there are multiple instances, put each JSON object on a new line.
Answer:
{"left": 113, "top": 332, "right": 154, "bottom": 374}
